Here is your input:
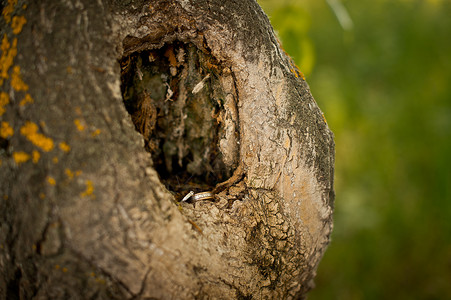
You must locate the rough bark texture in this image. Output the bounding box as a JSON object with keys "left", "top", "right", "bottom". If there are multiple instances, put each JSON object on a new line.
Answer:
{"left": 0, "top": 0, "right": 334, "bottom": 299}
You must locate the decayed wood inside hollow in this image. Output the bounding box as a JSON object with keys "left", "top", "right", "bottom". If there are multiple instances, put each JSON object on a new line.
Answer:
{"left": 120, "top": 43, "right": 241, "bottom": 199}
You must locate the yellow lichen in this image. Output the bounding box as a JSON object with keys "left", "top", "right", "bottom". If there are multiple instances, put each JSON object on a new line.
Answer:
{"left": 59, "top": 142, "right": 71, "bottom": 153}
{"left": 95, "top": 277, "right": 106, "bottom": 284}
{"left": 20, "top": 121, "right": 54, "bottom": 152}
{"left": 0, "top": 121, "right": 13, "bottom": 138}
{"left": 47, "top": 176, "right": 56, "bottom": 186}
{"left": 75, "top": 170, "right": 82, "bottom": 176}
{"left": 295, "top": 68, "right": 305, "bottom": 80}
{"left": 0, "top": 35, "right": 10, "bottom": 57}
{"left": 32, "top": 150, "right": 40, "bottom": 163}
{"left": 0, "top": 92, "right": 10, "bottom": 116}
{"left": 91, "top": 129, "right": 101, "bottom": 137}
{"left": 11, "top": 65, "right": 29, "bottom": 91}
{"left": 39, "top": 193, "right": 45, "bottom": 199}
{"left": 2, "top": 0, "right": 17, "bottom": 24}
{"left": 13, "top": 151, "right": 30, "bottom": 164}
{"left": 299, "top": 71, "right": 306, "bottom": 80}
{"left": 19, "top": 93, "right": 33, "bottom": 106}
{"left": 322, "top": 113, "right": 328, "bottom": 124}
{"left": 65, "top": 168, "right": 74, "bottom": 180}
{"left": 80, "top": 180, "right": 94, "bottom": 197}
{"left": 74, "top": 119, "right": 85, "bottom": 131}
{"left": 0, "top": 35, "right": 18, "bottom": 85}
{"left": 11, "top": 15, "right": 26, "bottom": 35}
{"left": 290, "top": 66, "right": 306, "bottom": 80}
{"left": 52, "top": 156, "right": 58, "bottom": 164}
{"left": 62, "top": 267, "right": 68, "bottom": 273}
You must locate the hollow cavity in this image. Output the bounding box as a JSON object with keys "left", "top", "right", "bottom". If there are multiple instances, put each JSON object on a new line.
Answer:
{"left": 120, "top": 42, "right": 237, "bottom": 200}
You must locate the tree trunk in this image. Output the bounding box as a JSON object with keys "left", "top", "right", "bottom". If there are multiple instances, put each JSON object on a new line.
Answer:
{"left": 0, "top": 0, "right": 334, "bottom": 299}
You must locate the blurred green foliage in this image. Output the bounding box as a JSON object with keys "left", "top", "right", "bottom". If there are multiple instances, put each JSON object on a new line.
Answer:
{"left": 257, "top": 0, "right": 451, "bottom": 299}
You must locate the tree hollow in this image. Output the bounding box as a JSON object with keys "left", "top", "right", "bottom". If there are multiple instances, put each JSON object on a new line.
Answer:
{"left": 120, "top": 42, "right": 240, "bottom": 200}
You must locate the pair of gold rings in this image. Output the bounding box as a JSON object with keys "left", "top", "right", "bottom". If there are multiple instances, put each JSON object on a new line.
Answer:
{"left": 181, "top": 191, "right": 215, "bottom": 202}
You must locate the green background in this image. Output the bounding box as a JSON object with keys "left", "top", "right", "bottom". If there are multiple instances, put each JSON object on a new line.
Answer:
{"left": 257, "top": 0, "right": 451, "bottom": 299}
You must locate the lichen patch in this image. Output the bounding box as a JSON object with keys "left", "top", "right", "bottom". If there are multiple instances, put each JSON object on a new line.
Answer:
{"left": 11, "top": 65, "right": 29, "bottom": 91}
{"left": 47, "top": 176, "right": 56, "bottom": 186}
{"left": 0, "top": 121, "right": 14, "bottom": 138}
{"left": 13, "top": 151, "right": 30, "bottom": 164}
{"left": 80, "top": 180, "right": 94, "bottom": 197}
{"left": 74, "top": 119, "right": 85, "bottom": 131}
{"left": 1, "top": 0, "right": 17, "bottom": 24}
{"left": 20, "top": 121, "right": 54, "bottom": 152}
{"left": 59, "top": 142, "right": 71, "bottom": 153}
{"left": 0, "top": 92, "right": 9, "bottom": 115}
{"left": 32, "top": 150, "right": 40, "bottom": 163}
{"left": 19, "top": 93, "right": 33, "bottom": 106}
{"left": 11, "top": 15, "right": 27, "bottom": 35}
{"left": 0, "top": 35, "right": 17, "bottom": 85}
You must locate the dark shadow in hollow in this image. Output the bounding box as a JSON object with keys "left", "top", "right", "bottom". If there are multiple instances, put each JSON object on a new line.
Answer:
{"left": 119, "top": 42, "right": 233, "bottom": 200}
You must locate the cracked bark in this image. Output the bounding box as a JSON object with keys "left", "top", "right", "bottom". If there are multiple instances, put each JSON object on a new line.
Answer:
{"left": 0, "top": 0, "right": 334, "bottom": 299}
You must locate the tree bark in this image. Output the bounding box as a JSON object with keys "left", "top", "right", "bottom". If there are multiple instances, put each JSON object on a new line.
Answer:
{"left": 0, "top": 0, "right": 334, "bottom": 299}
